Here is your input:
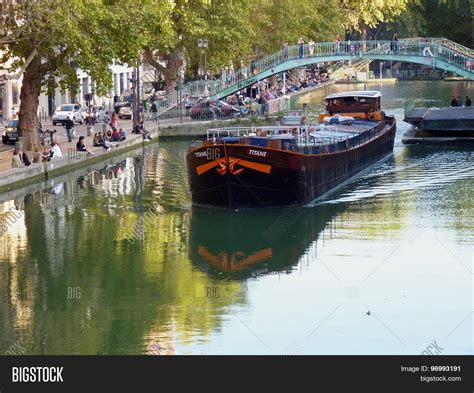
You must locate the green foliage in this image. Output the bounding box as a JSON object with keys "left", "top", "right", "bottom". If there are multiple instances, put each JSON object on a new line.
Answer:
{"left": 382, "top": 0, "right": 471, "bottom": 47}
{"left": 1, "top": 0, "right": 172, "bottom": 95}
{"left": 339, "top": 0, "right": 409, "bottom": 32}
{"left": 250, "top": 0, "right": 341, "bottom": 53}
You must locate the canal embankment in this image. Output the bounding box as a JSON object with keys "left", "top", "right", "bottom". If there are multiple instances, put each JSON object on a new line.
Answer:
{"left": 0, "top": 116, "right": 276, "bottom": 194}
{"left": 0, "top": 128, "right": 160, "bottom": 194}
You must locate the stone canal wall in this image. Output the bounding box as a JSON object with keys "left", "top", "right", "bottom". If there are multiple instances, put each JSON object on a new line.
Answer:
{"left": 0, "top": 129, "right": 159, "bottom": 195}
{"left": 0, "top": 117, "right": 274, "bottom": 195}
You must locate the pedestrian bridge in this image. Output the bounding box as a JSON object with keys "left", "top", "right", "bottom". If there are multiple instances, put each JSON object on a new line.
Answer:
{"left": 157, "top": 38, "right": 474, "bottom": 113}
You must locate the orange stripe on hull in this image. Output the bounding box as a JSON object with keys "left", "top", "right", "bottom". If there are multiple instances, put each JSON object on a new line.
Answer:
{"left": 195, "top": 159, "right": 221, "bottom": 176}
{"left": 195, "top": 156, "right": 272, "bottom": 176}
{"left": 228, "top": 157, "right": 272, "bottom": 174}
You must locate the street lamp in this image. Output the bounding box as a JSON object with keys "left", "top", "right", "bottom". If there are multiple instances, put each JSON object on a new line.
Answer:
{"left": 197, "top": 38, "right": 209, "bottom": 80}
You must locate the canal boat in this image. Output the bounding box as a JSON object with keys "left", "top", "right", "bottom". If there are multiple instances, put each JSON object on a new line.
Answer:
{"left": 186, "top": 90, "right": 396, "bottom": 209}
{"left": 404, "top": 106, "right": 474, "bottom": 133}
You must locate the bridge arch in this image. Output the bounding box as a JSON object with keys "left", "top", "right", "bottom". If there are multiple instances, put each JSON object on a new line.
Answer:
{"left": 182, "top": 38, "right": 474, "bottom": 101}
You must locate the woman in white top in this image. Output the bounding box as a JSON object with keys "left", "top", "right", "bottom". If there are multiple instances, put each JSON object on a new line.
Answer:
{"left": 50, "top": 142, "right": 63, "bottom": 159}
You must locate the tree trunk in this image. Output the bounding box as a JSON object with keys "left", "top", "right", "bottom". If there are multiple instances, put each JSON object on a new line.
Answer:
{"left": 163, "top": 52, "right": 180, "bottom": 93}
{"left": 143, "top": 47, "right": 180, "bottom": 94}
{"left": 360, "top": 22, "right": 368, "bottom": 41}
{"left": 18, "top": 54, "right": 43, "bottom": 151}
{"left": 359, "top": 22, "right": 368, "bottom": 52}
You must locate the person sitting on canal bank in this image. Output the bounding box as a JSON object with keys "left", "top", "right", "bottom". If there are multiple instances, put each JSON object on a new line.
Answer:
{"left": 11, "top": 151, "right": 24, "bottom": 168}
{"left": 105, "top": 129, "right": 113, "bottom": 141}
{"left": 93, "top": 131, "right": 110, "bottom": 150}
{"left": 64, "top": 116, "right": 74, "bottom": 143}
{"left": 450, "top": 96, "right": 458, "bottom": 107}
{"left": 50, "top": 141, "right": 63, "bottom": 159}
{"left": 134, "top": 120, "right": 152, "bottom": 141}
{"left": 42, "top": 147, "right": 52, "bottom": 162}
{"left": 465, "top": 96, "right": 472, "bottom": 107}
{"left": 76, "top": 136, "right": 94, "bottom": 155}
{"left": 111, "top": 128, "right": 126, "bottom": 142}
{"left": 18, "top": 149, "right": 31, "bottom": 166}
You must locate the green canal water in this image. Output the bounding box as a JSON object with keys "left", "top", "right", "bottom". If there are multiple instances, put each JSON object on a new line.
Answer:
{"left": 0, "top": 81, "right": 472, "bottom": 355}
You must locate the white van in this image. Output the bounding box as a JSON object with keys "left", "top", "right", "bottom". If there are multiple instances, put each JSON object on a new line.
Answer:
{"left": 52, "top": 103, "right": 85, "bottom": 125}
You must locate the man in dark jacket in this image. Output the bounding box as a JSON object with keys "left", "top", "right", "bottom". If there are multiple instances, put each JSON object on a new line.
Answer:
{"left": 64, "top": 116, "right": 74, "bottom": 142}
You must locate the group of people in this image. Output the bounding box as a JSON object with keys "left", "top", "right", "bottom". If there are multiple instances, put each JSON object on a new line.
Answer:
{"left": 11, "top": 142, "right": 64, "bottom": 168}
{"left": 10, "top": 115, "right": 153, "bottom": 169}
{"left": 92, "top": 128, "right": 126, "bottom": 151}
{"left": 450, "top": 95, "right": 472, "bottom": 107}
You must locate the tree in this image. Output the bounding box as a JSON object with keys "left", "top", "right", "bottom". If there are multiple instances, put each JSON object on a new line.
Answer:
{"left": 143, "top": 0, "right": 257, "bottom": 91}
{"left": 143, "top": 0, "right": 343, "bottom": 89}
{"left": 1, "top": 0, "right": 171, "bottom": 150}
{"left": 338, "top": 0, "right": 409, "bottom": 40}
{"left": 251, "top": 0, "right": 341, "bottom": 53}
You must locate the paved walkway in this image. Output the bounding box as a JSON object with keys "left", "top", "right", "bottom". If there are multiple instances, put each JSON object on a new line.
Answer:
{"left": 0, "top": 118, "right": 154, "bottom": 172}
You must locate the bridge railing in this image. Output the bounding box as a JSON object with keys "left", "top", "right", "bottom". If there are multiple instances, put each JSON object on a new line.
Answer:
{"left": 163, "top": 38, "right": 474, "bottom": 113}
{"left": 211, "top": 39, "right": 473, "bottom": 98}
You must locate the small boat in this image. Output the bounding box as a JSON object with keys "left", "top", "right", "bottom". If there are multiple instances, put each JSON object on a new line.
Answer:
{"left": 404, "top": 106, "right": 474, "bottom": 133}
{"left": 186, "top": 90, "right": 396, "bottom": 209}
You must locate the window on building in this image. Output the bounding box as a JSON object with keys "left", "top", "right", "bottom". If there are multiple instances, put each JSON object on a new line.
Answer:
{"left": 12, "top": 83, "right": 19, "bottom": 106}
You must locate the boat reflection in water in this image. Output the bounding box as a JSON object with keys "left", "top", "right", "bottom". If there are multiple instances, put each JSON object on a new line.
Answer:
{"left": 189, "top": 204, "right": 342, "bottom": 279}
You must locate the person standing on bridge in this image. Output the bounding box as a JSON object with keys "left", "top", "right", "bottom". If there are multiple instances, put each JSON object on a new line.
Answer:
{"left": 283, "top": 42, "right": 289, "bottom": 60}
{"left": 308, "top": 39, "right": 315, "bottom": 56}
{"left": 390, "top": 33, "right": 399, "bottom": 54}
{"left": 250, "top": 59, "right": 257, "bottom": 76}
{"left": 241, "top": 60, "right": 247, "bottom": 79}
{"left": 422, "top": 38, "right": 433, "bottom": 57}
{"left": 298, "top": 38, "right": 305, "bottom": 58}
{"left": 335, "top": 34, "right": 341, "bottom": 54}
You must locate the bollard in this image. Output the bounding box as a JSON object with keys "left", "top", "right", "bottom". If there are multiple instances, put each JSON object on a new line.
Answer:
{"left": 87, "top": 126, "right": 94, "bottom": 136}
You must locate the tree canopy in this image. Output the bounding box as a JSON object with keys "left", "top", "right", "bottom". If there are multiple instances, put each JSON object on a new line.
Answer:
{"left": 0, "top": 0, "right": 472, "bottom": 149}
{"left": 1, "top": 0, "right": 172, "bottom": 148}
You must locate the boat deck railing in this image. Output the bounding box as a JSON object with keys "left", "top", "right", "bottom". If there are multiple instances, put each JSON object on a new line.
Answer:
{"left": 190, "top": 123, "right": 387, "bottom": 154}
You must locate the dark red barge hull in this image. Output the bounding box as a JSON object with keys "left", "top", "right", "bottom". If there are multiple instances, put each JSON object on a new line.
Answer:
{"left": 186, "top": 120, "right": 396, "bottom": 209}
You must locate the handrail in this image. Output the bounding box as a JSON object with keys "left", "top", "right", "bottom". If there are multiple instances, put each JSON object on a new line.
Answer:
{"left": 160, "top": 38, "right": 474, "bottom": 115}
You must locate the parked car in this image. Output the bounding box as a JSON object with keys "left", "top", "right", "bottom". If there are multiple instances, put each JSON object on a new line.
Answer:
{"left": 2, "top": 119, "right": 18, "bottom": 144}
{"left": 83, "top": 105, "right": 107, "bottom": 124}
{"left": 52, "top": 103, "right": 85, "bottom": 125}
{"left": 118, "top": 102, "right": 133, "bottom": 119}
{"left": 190, "top": 100, "right": 240, "bottom": 120}
{"left": 114, "top": 100, "right": 132, "bottom": 114}
{"left": 1, "top": 119, "right": 18, "bottom": 144}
